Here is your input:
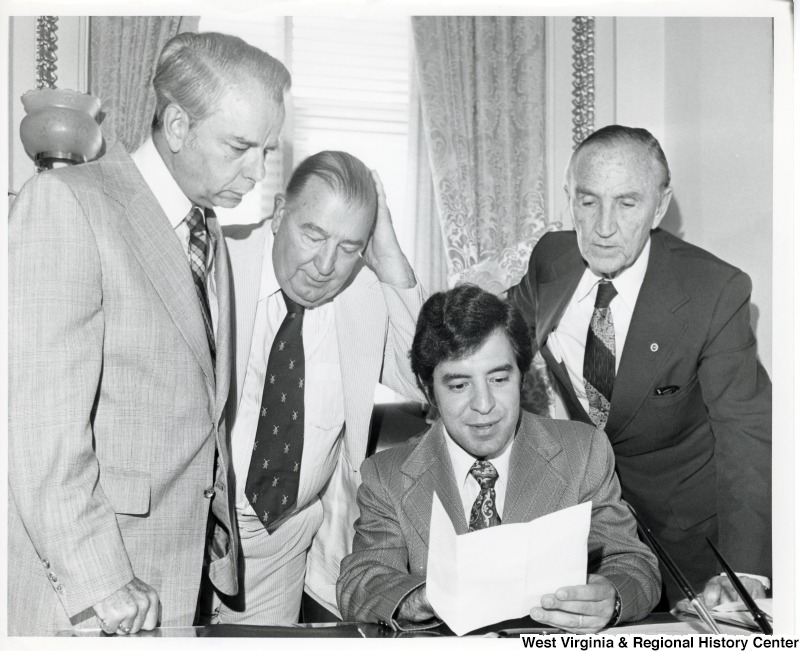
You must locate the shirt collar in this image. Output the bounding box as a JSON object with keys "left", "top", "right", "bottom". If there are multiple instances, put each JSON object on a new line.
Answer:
{"left": 575, "top": 235, "right": 652, "bottom": 312}
{"left": 444, "top": 424, "right": 514, "bottom": 488}
{"left": 258, "top": 224, "right": 282, "bottom": 302}
{"left": 131, "top": 136, "right": 194, "bottom": 229}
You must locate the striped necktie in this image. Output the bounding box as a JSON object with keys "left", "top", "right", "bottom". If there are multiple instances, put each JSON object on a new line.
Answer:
{"left": 583, "top": 280, "right": 617, "bottom": 429}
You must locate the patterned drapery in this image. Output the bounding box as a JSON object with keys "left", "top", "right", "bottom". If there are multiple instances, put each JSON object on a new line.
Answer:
{"left": 407, "top": 55, "right": 449, "bottom": 294}
{"left": 89, "top": 16, "right": 198, "bottom": 152}
{"left": 412, "top": 16, "right": 558, "bottom": 414}
{"left": 412, "top": 16, "right": 556, "bottom": 293}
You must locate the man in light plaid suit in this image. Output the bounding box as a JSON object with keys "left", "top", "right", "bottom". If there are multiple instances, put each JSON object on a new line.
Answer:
{"left": 8, "top": 32, "right": 289, "bottom": 636}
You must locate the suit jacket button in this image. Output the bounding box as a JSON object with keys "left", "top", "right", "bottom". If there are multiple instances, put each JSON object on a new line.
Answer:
{"left": 48, "top": 572, "right": 58, "bottom": 583}
{"left": 204, "top": 488, "right": 216, "bottom": 499}
{"left": 56, "top": 585, "right": 65, "bottom": 595}
{"left": 42, "top": 558, "right": 50, "bottom": 569}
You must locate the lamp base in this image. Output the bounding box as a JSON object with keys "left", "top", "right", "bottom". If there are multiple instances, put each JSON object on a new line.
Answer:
{"left": 34, "top": 150, "right": 88, "bottom": 170}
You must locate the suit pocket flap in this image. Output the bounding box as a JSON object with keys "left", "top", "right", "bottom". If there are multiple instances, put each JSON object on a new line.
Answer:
{"left": 101, "top": 467, "right": 151, "bottom": 515}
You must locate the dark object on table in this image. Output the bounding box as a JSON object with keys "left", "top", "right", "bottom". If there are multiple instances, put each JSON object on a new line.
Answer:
{"left": 706, "top": 537, "right": 772, "bottom": 634}
{"left": 628, "top": 505, "right": 721, "bottom": 634}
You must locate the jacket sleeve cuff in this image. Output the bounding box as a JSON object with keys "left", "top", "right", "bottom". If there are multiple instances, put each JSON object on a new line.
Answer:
{"left": 388, "top": 581, "right": 442, "bottom": 632}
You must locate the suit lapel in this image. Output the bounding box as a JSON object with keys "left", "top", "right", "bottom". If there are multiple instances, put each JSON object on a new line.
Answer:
{"left": 103, "top": 149, "right": 215, "bottom": 387}
{"left": 536, "top": 246, "right": 585, "bottom": 350}
{"left": 334, "top": 266, "right": 385, "bottom": 471}
{"left": 225, "top": 222, "right": 268, "bottom": 411}
{"left": 504, "top": 414, "right": 568, "bottom": 524}
{"left": 208, "top": 212, "right": 231, "bottom": 421}
{"left": 401, "top": 422, "right": 469, "bottom": 544}
{"left": 539, "top": 346, "right": 591, "bottom": 424}
{"left": 607, "top": 232, "right": 689, "bottom": 438}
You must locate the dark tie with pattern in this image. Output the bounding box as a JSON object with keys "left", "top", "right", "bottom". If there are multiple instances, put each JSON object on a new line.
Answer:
{"left": 246, "top": 290, "right": 305, "bottom": 533}
{"left": 186, "top": 207, "right": 216, "bottom": 368}
{"left": 468, "top": 460, "right": 501, "bottom": 531}
{"left": 583, "top": 280, "right": 618, "bottom": 429}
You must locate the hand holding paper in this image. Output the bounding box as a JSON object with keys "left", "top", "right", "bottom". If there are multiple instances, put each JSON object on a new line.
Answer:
{"left": 531, "top": 574, "right": 617, "bottom": 633}
{"left": 425, "top": 494, "right": 591, "bottom": 636}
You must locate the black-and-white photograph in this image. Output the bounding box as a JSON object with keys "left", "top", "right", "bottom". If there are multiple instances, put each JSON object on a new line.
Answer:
{"left": 2, "top": 0, "right": 794, "bottom": 643}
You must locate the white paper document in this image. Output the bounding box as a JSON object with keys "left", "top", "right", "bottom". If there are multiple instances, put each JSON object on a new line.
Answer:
{"left": 426, "top": 494, "right": 591, "bottom": 636}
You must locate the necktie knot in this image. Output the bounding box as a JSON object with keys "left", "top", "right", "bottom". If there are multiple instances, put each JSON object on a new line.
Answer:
{"left": 469, "top": 460, "right": 499, "bottom": 489}
{"left": 594, "top": 280, "right": 617, "bottom": 309}
{"left": 281, "top": 290, "right": 305, "bottom": 316}
{"left": 185, "top": 206, "right": 206, "bottom": 236}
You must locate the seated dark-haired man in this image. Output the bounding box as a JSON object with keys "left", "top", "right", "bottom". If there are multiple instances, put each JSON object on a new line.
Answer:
{"left": 336, "top": 284, "right": 660, "bottom": 633}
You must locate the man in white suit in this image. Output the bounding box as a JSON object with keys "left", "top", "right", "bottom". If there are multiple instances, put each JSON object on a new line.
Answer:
{"left": 8, "top": 32, "right": 290, "bottom": 636}
{"left": 214, "top": 151, "right": 425, "bottom": 624}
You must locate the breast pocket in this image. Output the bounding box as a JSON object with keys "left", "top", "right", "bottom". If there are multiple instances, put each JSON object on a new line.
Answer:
{"left": 647, "top": 375, "right": 700, "bottom": 408}
{"left": 612, "top": 376, "right": 703, "bottom": 456}
{"left": 305, "top": 361, "right": 345, "bottom": 431}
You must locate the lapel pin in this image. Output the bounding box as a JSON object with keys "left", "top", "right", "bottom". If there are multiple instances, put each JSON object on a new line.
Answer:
{"left": 650, "top": 343, "right": 659, "bottom": 352}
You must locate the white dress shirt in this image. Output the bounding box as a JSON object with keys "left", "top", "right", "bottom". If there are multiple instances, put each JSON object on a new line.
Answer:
{"left": 231, "top": 227, "right": 346, "bottom": 518}
{"left": 548, "top": 237, "right": 651, "bottom": 416}
{"left": 444, "top": 431, "right": 514, "bottom": 523}
{"left": 131, "top": 137, "right": 218, "bottom": 334}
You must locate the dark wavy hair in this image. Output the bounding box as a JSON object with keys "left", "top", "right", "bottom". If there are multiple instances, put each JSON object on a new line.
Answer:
{"left": 410, "top": 284, "right": 533, "bottom": 404}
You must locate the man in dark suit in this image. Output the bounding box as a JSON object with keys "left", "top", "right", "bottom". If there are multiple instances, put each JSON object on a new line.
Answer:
{"left": 507, "top": 125, "right": 771, "bottom": 608}
{"left": 337, "top": 285, "right": 660, "bottom": 633}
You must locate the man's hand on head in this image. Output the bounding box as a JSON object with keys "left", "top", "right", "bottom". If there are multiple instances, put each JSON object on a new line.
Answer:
{"left": 92, "top": 577, "right": 160, "bottom": 636}
{"left": 700, "top": 574, "right": 767, "bottom": 609}
{"left": 362, "top": 170, "right": 416, "bottom": 288}
{"left": 530, "top": 574, "right": 618, "bottom": 633}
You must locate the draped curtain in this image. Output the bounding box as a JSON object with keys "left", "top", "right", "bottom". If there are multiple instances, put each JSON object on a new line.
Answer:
{"left": 412, "top": 16, "right": 556, "bottom": 294}
{"left": 89, "top": 16, "right": 198, "bottom": 152}
{"left": 411, "top": 16, "right": 558, "bottom": 414}
{"left": 406, "top": 55, "right": 449, "bottom": 294}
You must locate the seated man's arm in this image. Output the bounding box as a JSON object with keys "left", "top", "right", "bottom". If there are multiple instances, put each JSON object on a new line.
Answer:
{"left": 697, "top": 270, "right": 771, "bottom": 606}
{"left": 533, "top": 425, "right": 661, "bottom": 631}
{"left": 336, "top": 456, "right": 438, "bottom": 629}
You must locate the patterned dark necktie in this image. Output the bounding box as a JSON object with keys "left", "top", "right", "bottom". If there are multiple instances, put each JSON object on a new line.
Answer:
{"left": 185, "top": 207, "right": 216, "bottom": 368}
{"left": 583, "top": 280, "right": 618, "bottom": 429}
{"left": 468, "top": 460, "right": 501, "bottom": 531}
{"left": 245, "top": 290, "right": 305, "bottom": 533}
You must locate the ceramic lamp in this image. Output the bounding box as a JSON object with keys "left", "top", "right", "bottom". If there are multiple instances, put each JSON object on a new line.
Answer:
{"left": 20, "top": 88, "right": 104, "bottom": 169}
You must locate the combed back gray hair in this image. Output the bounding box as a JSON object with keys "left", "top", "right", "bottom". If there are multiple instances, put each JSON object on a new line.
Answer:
{"left": 285, "top": 151, "right": 377, "bottom": 212}
{"left": 570, "top": 124, "right": 671, "bottom": 189}
{"left": 151, "top": 31, "right": 291, "bottom": 130}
